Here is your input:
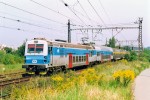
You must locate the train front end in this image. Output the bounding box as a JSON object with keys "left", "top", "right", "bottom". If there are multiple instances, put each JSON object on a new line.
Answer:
{"left": 22, "top": 39, "right": 50, "bottom": 75}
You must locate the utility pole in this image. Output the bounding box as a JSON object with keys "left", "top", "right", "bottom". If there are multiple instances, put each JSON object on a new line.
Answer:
{"left": 68, "top": 19, "right": 71, "bottom": 43}
{"left": 138, "top": 18, "right": 143, "bottom": 51}
{"left": 70, "top": 18, "right": 143, "bottom": 51}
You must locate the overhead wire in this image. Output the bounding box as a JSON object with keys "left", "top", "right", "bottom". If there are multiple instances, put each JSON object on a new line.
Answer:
{"left": 98, "top": 0, "right": 113, "bottom": 25}
{"left": 96, "top": 0, "right": 115, "bottom": 40}
{"left": 30, "top": 0, "right": 82, "bottom": 25}
{"left": 87, "top": 0, "right": 106, "bottom": 27}
{"left": 0, "top": 2, "right": 65, "bottom": 25}
{"left": 0, "top": 25, "right": 67, "bottom": 35}
{"left": 70, "top": 1, "right": 99, "bottom": 26}
{"left": 97, "top": 0, "right": 136, "bottom": 44}
{"left": 59, "top": 0, "right": 87, "bottom": 26}
{"left": 76, "top": 0, "right": 94, "bottom": 26}
{"left": 71, "top": 8, "right": 97, "bottom": 24}
{"left": 0, "top": 11, "right": 56, "bottom": 27}
{"left": 0, "top": 16, "right": 66, "bottom": 32}
{"left": 0, "top": 25, "right": 38, "bottom": 33}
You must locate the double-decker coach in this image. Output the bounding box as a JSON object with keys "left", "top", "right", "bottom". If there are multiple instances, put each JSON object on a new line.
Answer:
{"left": 22, "top": 38, "right": 114, "bottom": 75}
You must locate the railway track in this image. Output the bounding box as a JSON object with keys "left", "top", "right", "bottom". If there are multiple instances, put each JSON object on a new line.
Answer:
{"left": 0, "top": 77, "right": 30, "bottom": 87}
{"left": 0, "top": 77, "right": 31, "bottom": 99}
{"left": 0, "top": 67, "right": 88, "bottom": 99}
{"left": 0, "top": 71, "right": 25, "bottom": 77}
{"left": 0, "top": 93, "right": 11, "bottom": 99}
{"left": 0, "top": 75, "right": 5, "bottom": 79}
{"left": 0, "top": 71, "right": 25, "bottom": 80}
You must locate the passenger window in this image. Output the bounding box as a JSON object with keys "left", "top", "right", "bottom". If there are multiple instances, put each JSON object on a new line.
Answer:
{"left": 73, "top": 56, "right": 76, "bottom": 63}
{"left": 76, "top": 56, "right": 78, "bottom": 62}
{"left": 84, "top": 56, "right": 86, "bottom": 61}
{"left": 79, "top": 56, "right": 81, "bottom": 62}
{"left": 83, "top": 56, "right": 84, "bottom": 62}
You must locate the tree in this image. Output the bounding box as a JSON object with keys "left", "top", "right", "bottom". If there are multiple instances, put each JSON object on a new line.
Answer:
{"left": 4, "top": 47, "right": 13, "bottom": 54}
{"left": 108, "top": 37, "right": 116, "bottom": 48}
{"left": 16, "top": 43, "right": 25, "bottom": 56}
{"left": 16, "top": 40, "right": 26, "bottom": 56}
{"left": 123, "top": 46, "right": 131, "bottom": 51}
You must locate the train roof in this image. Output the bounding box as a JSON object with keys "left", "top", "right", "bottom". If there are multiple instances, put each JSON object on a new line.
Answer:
{"left": 95, "top": 46, "right": 113, "bottom": 52}
{"left": 32, "top": 38, "right": 114, "bottom": 51}
{"left": 33, "top": 38, "right": 94, "bottom": 49}
{"left": 113, "top": 48, "right": 127, "bottom": 52}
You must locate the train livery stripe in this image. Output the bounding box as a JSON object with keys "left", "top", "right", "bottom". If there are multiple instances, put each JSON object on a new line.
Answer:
{"left": 69, "top": 54, "right": 73, "bottom": 68}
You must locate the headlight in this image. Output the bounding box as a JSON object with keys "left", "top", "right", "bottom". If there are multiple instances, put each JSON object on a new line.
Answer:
{"left": 44, "top": 56, "right": 47, "bottom": 59}
{"left": 44, "top": 60, "right": 47, "bottom": 63}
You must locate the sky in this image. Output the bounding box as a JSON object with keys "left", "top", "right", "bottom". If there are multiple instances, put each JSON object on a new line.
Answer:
{"left": 0, "top": 0, "right": 149, "bottom": 48}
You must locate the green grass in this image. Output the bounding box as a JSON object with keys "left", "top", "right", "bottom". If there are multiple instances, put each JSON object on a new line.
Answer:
{"left": 2, "top": 60, "right": 150, "bottom": 100}
{"left": 0, "top": 64, "right": 24, "bottom": 74}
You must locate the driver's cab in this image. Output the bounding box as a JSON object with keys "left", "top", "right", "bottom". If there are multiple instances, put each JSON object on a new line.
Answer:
{"left": 24, "top": 39, "right": 49, "bottom": 65}
{"left": 25, "top": 40, "right": 48, "bottom": 56}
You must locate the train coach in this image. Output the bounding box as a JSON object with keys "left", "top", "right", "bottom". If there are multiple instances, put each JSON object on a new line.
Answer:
{"left": 22, "top": 38, "right": 114, "bottom": 75}
{"left": 113, "top": 48, "right": 129, "bottom": 61}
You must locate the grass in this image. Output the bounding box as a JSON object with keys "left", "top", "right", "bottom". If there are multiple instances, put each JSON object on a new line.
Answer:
{"left": 2, "top": 60, "right": 150, "bottom": 100}
{"left": 0, "top": 64, "right": 24, "bottom": 74}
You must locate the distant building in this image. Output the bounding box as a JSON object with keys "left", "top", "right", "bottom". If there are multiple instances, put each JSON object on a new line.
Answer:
{"left": 0, "top": 44, "right": 7, "bottom": 50}
{"left": 122, "top": 45, "right": 139, "bottom": 51}
{"left": 146, "top": 47, "right": 150, "bottom": 50}
{"left": 0, "top": 44, "right": 16, "bottom": 50}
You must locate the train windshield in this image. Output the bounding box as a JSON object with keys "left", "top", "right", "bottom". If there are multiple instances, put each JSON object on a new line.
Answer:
{"left": 28, "top": 44, "right": 44, "bottom": 53}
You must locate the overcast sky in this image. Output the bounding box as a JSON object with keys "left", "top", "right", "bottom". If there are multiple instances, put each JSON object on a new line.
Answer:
{"left": 0, "top": 0, "right": 149, "bottom": 48}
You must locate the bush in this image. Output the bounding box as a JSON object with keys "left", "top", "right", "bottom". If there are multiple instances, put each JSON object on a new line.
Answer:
{"left": 113, "top": 70, "right": 135, "bottom": 87}
{"left": 0, "top": 50, "right": 23, "bottom": 65}
{"left": 129, "top": 51, "right": 137, "bottom": 61}
{"left": 0, "top": 50, "right": 5, "bottom": 63}
{"left": 124, "top": 54, "right": 130, "bottom": 61}
{"left": 2, "top": 54, "right": 16, "bottom": 65}
{"left": 138, "top": 49, "right": 150, "bottom": 62}
{"left": 125, "top": 51, "right": 137, "bottom": 61}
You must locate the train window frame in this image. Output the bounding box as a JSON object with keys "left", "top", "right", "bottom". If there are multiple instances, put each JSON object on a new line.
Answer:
{"left": 79, "top": 56, "right": 81, "bottom": 62}
{"left": 27, "top": 44, "right": 35, "bottom": 53}
{"left": 76, "top": 56, "right": 78, "bottom": 62}
{"left": 84, "top": 56, "right": 86, "bottom": 61}
{"left": 73, "top": 56, "right": 76, "bottom": 63}
{"left": 36, "top": 44, "right": 44, "bottom": 53}
{"left": 28, "top": 44, "right": 44, "bottom": 53}
{"left": 82, "top": 56, "right": 84, "bottom": 62}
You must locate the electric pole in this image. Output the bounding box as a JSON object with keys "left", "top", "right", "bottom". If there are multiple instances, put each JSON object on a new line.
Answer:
{"left": 70, "top": 18, "right": 143, "bottom": 52}
{"left": 68, "top": 19, "right": 71, "bottom": 43}
{"left": 138, "top": 18, "right": 143, "bottom": 51}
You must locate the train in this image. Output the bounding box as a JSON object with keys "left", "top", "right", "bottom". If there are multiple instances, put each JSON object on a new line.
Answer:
{"left": 22, "top": 38, "right": 128, "bottom": 75}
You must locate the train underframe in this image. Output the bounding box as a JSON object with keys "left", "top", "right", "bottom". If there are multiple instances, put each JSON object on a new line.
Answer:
{"left": 22, "top": 58, "right": 122, "bottom": 76}
{"left": 22, "top": 64, "right": 66, "bottom": 76}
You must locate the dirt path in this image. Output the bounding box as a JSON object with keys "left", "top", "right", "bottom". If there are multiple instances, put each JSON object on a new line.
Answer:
{"left": 134, "top": 69, "right": 150, "bottom": 100}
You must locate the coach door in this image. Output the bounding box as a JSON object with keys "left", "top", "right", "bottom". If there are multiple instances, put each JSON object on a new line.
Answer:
{"left": 109, "top": 55, "right": 111, "bottom": 61}
{"left": 101, "top": 54, "right": 103, "bottom": 63}
{"left": 68, "top": 53, "right": 73, "bottom": 68}
{"left": 86, "top": 54, "right": 89, "bottom": 65}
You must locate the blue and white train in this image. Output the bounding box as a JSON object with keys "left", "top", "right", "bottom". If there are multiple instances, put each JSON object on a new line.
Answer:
{"left": 22, "top": 38, "right": 126, "bottom": 75}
